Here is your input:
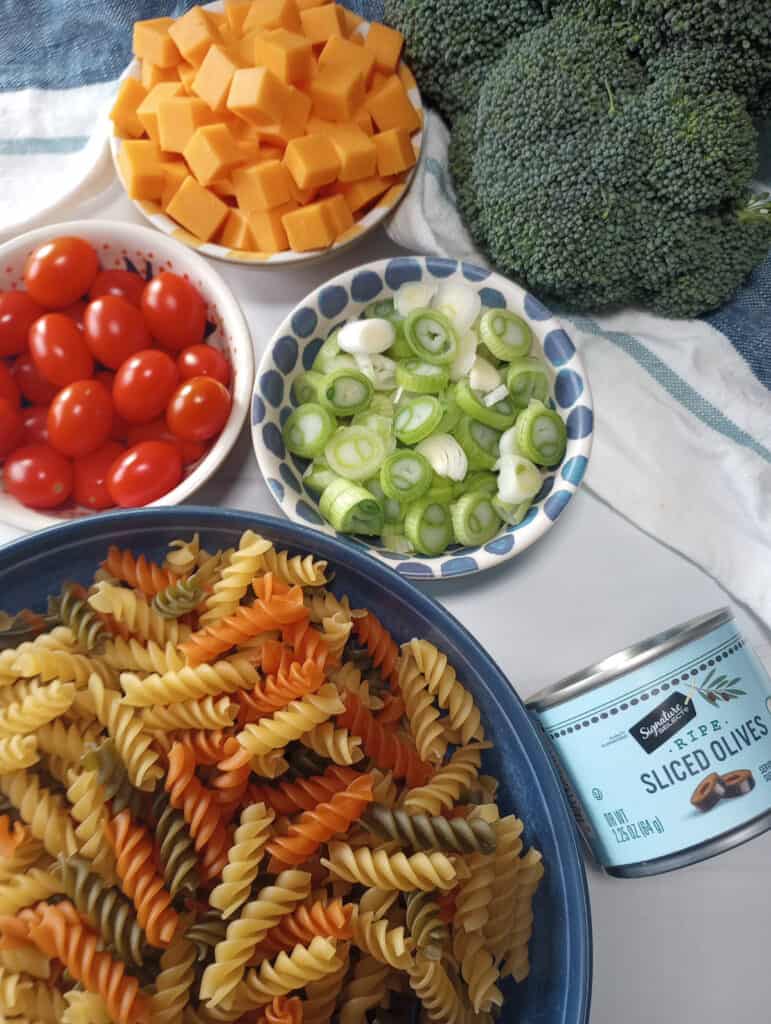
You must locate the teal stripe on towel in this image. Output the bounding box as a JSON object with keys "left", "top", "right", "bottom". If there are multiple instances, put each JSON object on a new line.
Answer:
{"left": 572, "top": 315, "right": 771, "bottom": 463}
{"left": 0, "top": 136, "right": 88, "bottom": 155}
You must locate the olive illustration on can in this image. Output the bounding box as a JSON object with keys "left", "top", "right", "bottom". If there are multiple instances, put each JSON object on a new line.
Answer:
{"left": 720, "top": 769, "right": 755, "bottom": 798}
{"left": 690, "top": 773, "right": 727, "bottom": 812}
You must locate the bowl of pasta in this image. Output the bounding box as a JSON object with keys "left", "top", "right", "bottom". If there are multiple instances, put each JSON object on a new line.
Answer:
{"left": 0, "top": 506, "right": 591, "bottom": 1024}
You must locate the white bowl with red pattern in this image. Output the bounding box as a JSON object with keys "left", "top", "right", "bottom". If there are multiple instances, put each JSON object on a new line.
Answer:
{"left": 0, "top": 219, "right": 253, "bottom": 533}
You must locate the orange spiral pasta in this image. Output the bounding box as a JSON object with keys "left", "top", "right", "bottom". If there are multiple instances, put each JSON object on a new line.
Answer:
{"left": 212, "top": 738, "right": 252, "bottom": 820}
{"left": 252, "top": 899, "right": 354, "bottom": 959}
{"left": 261, "top": 994, "right": 304, "bottom": 1024}
{"left": 242, "top": 660, "right": 326, "bottom": 721}
{"left": 353, "top": 613, "right": 400, "bottom": 687}
{"left": 0, "top": 816, "right": 27, "bottom": 857}
{"left": 337, "top": 694, "right": 432, "bottom": 787}
{"left": 174, "top": 729, "right": 233, "bottom": 765}
{"left": 247, "top": 766, "right": 360, "bottom": 818}
{"left": 104, "top": 810, "right": 179, "bottom": 948}
{"left": 376, "top": 694, "right": 406, "bottom": 727}
{"left": 165, "top": 742, "right": 232, "bottom": 882}
{"left": 0, "top": 913, "right": 36, "bottom": 950}
{"left": 26, "top": 900, "right": 149, "bottom": 1024}
{"left": 266, "top": 774, "right": 374, "bottom": 869}
{"left": 181, "top": 575, "right": 309, "bottom": 667}
{"left": 103, "top": 546, "right": 176, "bottom": 597}
{"left": 258, "top": 639, "right": 291, "bottom": 675}
{"left": 282, "top": 619, "right": 329, "bottom": 672}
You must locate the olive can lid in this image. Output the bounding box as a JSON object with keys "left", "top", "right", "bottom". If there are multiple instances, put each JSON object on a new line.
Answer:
{"left": 528, "top": 608, "right": 733, "bottom": 713}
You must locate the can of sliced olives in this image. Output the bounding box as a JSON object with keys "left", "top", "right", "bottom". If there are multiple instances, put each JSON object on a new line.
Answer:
{"left": 528, "top": 609, "right": 771, "bottom": 877}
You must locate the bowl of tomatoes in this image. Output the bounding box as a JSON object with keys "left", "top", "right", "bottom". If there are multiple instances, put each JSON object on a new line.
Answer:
{"left": 0, "top": 220, "right": 253, "bottom": 531}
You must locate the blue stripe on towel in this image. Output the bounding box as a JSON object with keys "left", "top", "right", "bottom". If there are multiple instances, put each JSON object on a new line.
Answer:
{"left": 701, "top": 253, "right": 771, "bottom": 391}
{"left": 0, "top": 136, "right": 88, "bottom": 154}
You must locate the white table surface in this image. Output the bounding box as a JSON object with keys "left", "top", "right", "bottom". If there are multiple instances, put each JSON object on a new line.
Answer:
{"left": 2, "top": 180, "right": 770, "bottom": 1024}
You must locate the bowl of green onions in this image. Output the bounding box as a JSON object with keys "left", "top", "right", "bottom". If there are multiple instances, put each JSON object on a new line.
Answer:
{"left": 251, "top": 256, "right": 593, "bottom": 579}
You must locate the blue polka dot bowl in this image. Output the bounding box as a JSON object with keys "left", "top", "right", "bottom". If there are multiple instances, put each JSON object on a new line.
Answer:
{"left": 252, "top": 256, "right": 593, "bottom": 580}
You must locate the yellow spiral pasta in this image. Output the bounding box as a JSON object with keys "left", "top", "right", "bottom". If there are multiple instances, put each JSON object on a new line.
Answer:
{"left": 89, "top": 582, "right": 190, "bottom": 646}
{"left": 65, "top": 767, "right": 118, "bottom": 884}
{"left": 0, "top": 769, "right": 77, "bottom": 857}
{"left": 0, "top": 943, "right": 51, "bottom": 980}
{"left": 256, "top": 546, "right": 328, "bottom": 589}
{"left": 369, "top": 770, "right": 398, "bottom": 809}
{"left": 103, "top": 636, "right": 185, "bottom": 675}
{"left": 0, "top": 867, "right": 62, "bottom": 914}
{"left": 300, "top": 722, "right": 363, "bottom": 766}
{"left": 324, "top": 843, "right": 457, "bottom": 892}
{"left": 12, "top": 647, "right": 109, "bottom": 686}
{"left": 209, "top": 802, "right": 275, "bottom": 918}
{"left": 35, "top": 718, "right": 103, "bottom": 768}
{"left": 331, "top": 663, "right": 384, "bottom": 711}
{"left": 0, "top": 734, "right": 39, "bottom": 772}
{"left": 164, "top": 534, "right": 201, "bottom": 576}
{"left": 484, "top": 816, "right": 524, "bottom": 961}
{"left": 398, "top": 656, "right": 446, "bottom": 764}
{"left": 402, "top": 744, "right": 486, "bottom": 816}
{"left": 149, "top": 929, "right": 197, "bottom": 1024}
{"left": 452, "top": 929, "right": 503, "bottom": 1014}
{"left": 120, "top": 658, "right": 260, "bottom": 707}
{"left": 305, "top": 589, "right": 362, "bottom": 625}
{"left": 502, "top": 847, "right": 544, "bottom": 983}
{"left": 0, "top": 966, "right": 66, "bottom": 1022}
{"left": 319, "top": 612, "right": 352, "bottom": 666}
{"left": 142, "top": 696, "right": 237, "bottom": 732}
{"left": 303, "top": 941, "right": 350, "bottom": 1024}
{"left": 240, "top": 936, "right": 342, "bottom": 1008}
{"left": 88, "top": 674, "right": 162, "bottom": 791}
{"left": 0, "top": 832, "right": 45, "bottom": 881}
{"left": 237, "top": 685, "right": 344, "bottom": 758}
{"left": 358, "top": 888, "right": 399, "bottom": 921}
{"left": 351, "top": 909, "right": 414, "bottom": 969}
{"left": 250, "top": 750, "right": 290, "bottom": 779}
{"left": 339, "top": 952, "right": 391, "bottom": 1024}
{"left": 403, "top": 640, "right": 483, "bottom": 745}
{"left": 408, "top": 956, "right": 466, "bottom": 1024}
{"left": 455, "top": 852, "right": 495, "bottom": 935}
{"left": 62, "top": 990, "right": 111, "bottom": 1024}
{"left": 199, "top": 531, "right": 274, "bottom": 627}
{"left": 0, "top": 681, "right": 74, "bottom": 738}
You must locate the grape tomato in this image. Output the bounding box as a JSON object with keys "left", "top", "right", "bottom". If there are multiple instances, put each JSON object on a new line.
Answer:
{"left": 29, "top": 314, "right": 94, "bottom": 387}
{"left": 73, "top": 441, "right": 124, "bottom": 511}
{"left": 126, "top": 419, "right": 207, "bottom": 466}
{"left": 12, "top": 353, "right": 57, "bottom": 405}
{"left": 0, "top": 362, "right": 21, "bottom": 408}
{"left": 0, "top": 291, "right": 44, "bottom": 357}
{"left": 3, "top": 443, "right": 73, "bottom": 509}
{"left": 107, "top": 440, "right": 182, "bottom": 507}
{"left": 89, "top": 269, "right": 145, "bottom": 307}
{"left": 177, "top": 344, "right": 230, "bottom": 386}
{"left": 21, "top": 406, "right": 50, "bottom": 445}
{"left": 141, "top": 272, "right": 206, "bottom": 351}
{"left": 0, "top": 400, "right": 24, "bottom": 458}
{"left": 47, "top": 380, "right": 113, "bottom": 458}
{"left": 23, "top": 236, "right": 99, "bottom": 309}
{"left": 166, "top": 376, "right": 231, "bottom": 442}
{"left": 84, "top": 295, "right": 151, "bottom": 369}
{"left": 113, "top": 349, "right": 178, "bottom": 424}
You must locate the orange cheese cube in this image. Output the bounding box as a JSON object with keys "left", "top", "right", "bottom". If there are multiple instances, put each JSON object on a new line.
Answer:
{"left": 342, "top": 9, "right": 363, "bottom": 34}
{"left": 140, "top": 61, "right": 179, "bottom": 90}
{"left": 177, "top": 62, "right": 197, "bottom": 94}
{"left": 256, "top": 86, "right": 311, "bottom": 146}
{"left": 110, "top": 77, "right": 148, "bottom": 139}
{"left": 224, "top": 0, "right": 255, "bottom": 34}
{"left": 117, "top": 140, "right": 165, "bottom": 200}
{"left": 136, "top": 82, "right": 184, "bottom": 143}
{"left": 233, "top": 29, "right": 259, "bottom": 65}
{"left": 253, "top": 29, "right": 313, "bottom": 84}
{"left": 161, "top": 160, "right": 189, "bottom": 209}
{"left": 166, "top": 175, "right": 230, "bottom": 241}
{"left": 184, "top": 123, "right": 244, "bottom": 186}
{"left": 299, "top": 4, "right": 346, "bottom": 45}
{"left": 248, "top": 201, "right": 297, "bottom": 252}
{"left": 218, "top": 208, "right": 255, "bottom": 250}
{"left": 284, "top": 134, "right": 340, "bottom": 190}
{"left": 133, "top": 18, "right": 180, "bottom": 68}
{"left": 305, "top": 115, "right": 335, "bottom": 135}
{"left": 169, "top": 7, "right": 220, "bottom": 66}
{"left": 321, "top": 194, "right": 354, "bottom": 236}
{"left": 310, "top": 64, "right": 365, "bottom": 122}
{"left": 365, "top": 75, "right": 421, "bottom": 133}
{"left": 192, "top": 44, "right": 242, "bottom": 112}
{"left": 295, "top": 0, "right": 331, "bottom": 9}
{"left": 339, "top": 174, "right": 392, "bottom": 212}
{"left": 369, "top": 71, "right": 389, "bottom": 96}
{"left": 210, "top": 176, "right": 237, "bottom": 198}
{"left": 288, "top": 178, "right": 317, "bottom": 205}
{"left": 227, "top": 67, "right": 292, "bottom": 125}
{"left": 244, "top": 0, "right": 301, "bottom": 34}
{"left": 319, "top": 36, "right": 375, "bottom": 85}
{"left": 373, "top": 128, "right": 416, "bottom": 177}
{"left": 157, "top": 97, "right": 214, "bottom": 153}
{"left": 352, "top": 105, "right": 374, "bottom": 135}
{"left": 282, "top": 200, "right": 336, "bottom": 251}
{"left": 233, "top": 160, "right": 293, "bottom": 211}
{"left": 364, "top": 22, "right": 404, "bottom": 74}
{"left": 327, "top": 124, "right": 377, "bottom": 182}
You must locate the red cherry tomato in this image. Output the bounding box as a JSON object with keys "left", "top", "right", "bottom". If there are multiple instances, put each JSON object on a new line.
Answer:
{"left": 21, "top": 406, "right": 50, "bottom": 445}
{"left": 0, "top": 291, "right": 44, "bottom": 357}
{"left": 166, "top": 376, "right": 231, "bottom": 442}
{"left": 113, "top": 349, "right": 178, "bottom": 424}
{"left": 126, "top": 418, "right": 207, "bottom": 466}
{"left": 0, "top": 400, "right": 24, "bottom": 458}
{"left": 0, "top": 362, "right": 21, "bottom": 408}
{"left": 23, "top": 236, "right": 99, "bottom": 309}
{"left": 60, "top": 299, "right": 88, "bottom": 327}
{"left": 4, "top": 443, "right": 73, "bottom": 509}
{"left": 29, "top": 314, "right": 94, "bottom": 387}
{"left": 83, "top": 295, "right": 152, "bottom": 370}
{"left": 141, "top": 273, "right": 206, "bottom": 351}
{"left": 47, "top": 380, "right": 113, "bottom": 458}
{"left": 12, "top": 354, "right": 57, "bottom": 405}
{"left": 107, "top": 441, "right": 182, "bottom": 508}
{"left": 73, "top": 441, "right": 124, "bottom": 511}
{"left": 177, "top": 344, "right": 230, "bottom": 386}
{"left": 89, "top": 269, "right": 145, "bottom": 308}
{"left": 95, "top": 371, "right": 129, "bottom": 440}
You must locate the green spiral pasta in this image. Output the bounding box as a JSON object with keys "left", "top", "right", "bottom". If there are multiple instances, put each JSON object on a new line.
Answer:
{"left": 153, "top": 575, "right": 205, "bottom": 619}
{"left": 284, "top": 744, "right": 329, "bottom": 779}
{"left": 185, "top": 911, "right": 229, "bottom": 961}
{"left": 153, "top": 789, "right": 200, "bottom": 899}
{"left": 148, "top": 926, "right": 196, "bottom": 1024}
{"left": 405, "top": 892, "right": 449, "bottom": 961}
{"left": 51, "top": 585, "right": 107, "bottom": 651}
{"left": 363, "top": 804, "right": 497, "bottom": 855}
{"left": 81, "top": 738, "right": 144, "bottom": 818}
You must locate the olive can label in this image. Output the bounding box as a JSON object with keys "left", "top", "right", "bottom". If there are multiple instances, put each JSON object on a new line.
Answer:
{"left": 535, "top": 621, "right": 771, "bottom": 868}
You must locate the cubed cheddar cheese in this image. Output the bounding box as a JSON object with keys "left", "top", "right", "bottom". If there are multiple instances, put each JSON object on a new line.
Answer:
{"left": 253, "top": 30, "right": 313, "bottom": 84}
{"left": 192, "top": 44, "right": 242, "bottom": 112}
{"left": 365, "top": 75, "right": 421, "bottom": 133}
{"left": 339, "top": 174, "right": 393, "bottom": 212}
{"left": 373, "top": 128, "right": 416, "bottom": 176}
{"left": 136, "top": 82, "right": 184, "bottom": 143}
{"left": 299, "top": 4, "right": 346, "bottom": 45}
{"left": 369, "top": 71, "right": 389, "bottom": 95}
{"left": 256, "top": 86, "right": 311, "bottom": 146}
{"left": 342, "top": 9, "right": 363, "bottom": 34}
{"left": 288, "top": 178, "right": 317, "bottom": 205}
{"left": 224, "top": 0, "right": 255, "bottom": 34}
{"left": 133, "top": 18, "right": 180, "bottom": 68}
{"left": 295, "top": 0, "right": 331, "bottom": 9}
{"left": 248, "top": 201, "right": 298, "bottom": 252}
{"left": 110, "top": 77, "right": 148, "bottom": 139}
{"left": 117, "top": 140, "right": 165, "bottom": 200}
{"left": 310, "top": 64, "right": 365, "bottom": 122}
{"left": 319, "top": 36, "right": 375, "bottom": 86}
{"left": 161, "top": 160, "right": 189, "bottom": 209}
{"left": 321, "top": 194, "right": 354, "bottom": 236}
{"left": 168, "top": 6, "right": 220, "bottom": 66}
{"left": 157, "top": 97, "right": 214, "bottom": 154}
{"left": 233, "top": 159, "right": 293, "bottom": 211}
{"left": 282, "top": 200, "right": 336, "bottom": 251}
{"left": 177, "top": 62, "right": 198, "bottom": 94}
{"left": 227, "top": 67, "right": 292, "bottom": 125}
{"left": 184, "top": 123, "right": 243, "bottom": 186}
{"left": 364, "top": 22, "right": 404, "bottom": 74}
{"left": 140, "top": 61, "right": 180, "bottom": 90}
{"left": 218, "top": 208, "right": 255, "bottom": 250}
{"left": 234, "top": 29, "right": 261, "bottom": 66}
{"left": 243, "top": 0, "right": 302, "bottom": 34}
{"left": 210, "top": 176, "right": 237, "bottom": 198}
{"left": 284, "top": 134, "right": 340, "bottom": 190}
{"left": 166, "top": 175, "right": 230, "bottom": 241}
{"left": 352, "top": 106, "right": 374, "bottom": 135}
{"left": 327, "top": 124, "right": 377, "bottom": 182}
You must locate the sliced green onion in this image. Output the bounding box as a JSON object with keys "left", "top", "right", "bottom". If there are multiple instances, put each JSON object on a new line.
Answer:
{"left": 351, "top": 412, "right": 394, "bottom": 453}
{"left": 469, "top": 356, "right": 502, "bottom": 393}
{"left": 395, "top": 359, "right": 449, "bottom": 394}
{"left": 454, "top": 380, "right": 517, "bottom": 430}
{"left": 493, "top": 497, "right": 533, "bottom": 526}
{"left": 476, "top": 342, "right": 503, "bottom": 367}
{"left": 424, "top": 473, "right": 455, "bottom": 504}
{"left": 381, "top": 526, "right": 414, "bottom": 555}
{"left": 454, "top": 470, "right": 498, "bottom": 498}
{"left": 366, "top": 477, "right": 403, "bottom": 523}
{"left": 506, "top": 357, "right": 550, "bottom": 408}
{"left": 320, "top": 477, "right": 384, "bottom": 535}
{"left": 312, "top": 330, "right": 347, "bottom": 374}
{"left": 515, "top": 400, "right": 567, "bottom": 467}
{"left": 450, "top": 493, "right": 501, "bottom": 546}
{"left": 498, "top": 424, "right": 522, "bottom": 459}
{"left": 393, "top": 395, "right": 443, "bottom": 445}
{"left": 405, "top": 498, "right": 454, "bottom": 555}
{"left": 380, "top": 450, "right": 433, "bottom": 503}
{"left": 449, "top": 328, "right": 479, "bottom": 382}
{"left": 369, "top": 393, "right": 395, "bottom": 418}
{"left": 437, "top": 387, "right": 462, "bottom": 434}
{"left": 325, "top": 425, "right": 386, "bottom": 482}
{"left": 386, "top": 319, "right": 414, "bottom": 359}
{"left": 433, "top": 282, "right": 482, "bottom": 333}
{"left": 283, "top": 403, "right": 337, "bottom": 458}
{"left": 404, "top": 309, "right": 459, "bottom": 366}
{"left": 292, "top": 371, "right": 323, "bottom": 405}
{"left": 497, "top": 454, "right": 542, "bottom": 503}
{"left": 353, "top": 352, "right": 397, "bottom": 391}
{"left": 483, "top": 384, "right": 510, "bottom": 408}
{"left": 478, "top": 309, "right": 533, "bottom": 361}
{"left": 363, "top": 298, "right": 397, "bottom": 320}
{"left": 415, "top": 433, "right": 468, "bottom": 482}
{"left": 453, "top": 416, "right": 501, "bottom": 470}
{"left": 339, "top": 318, "right": 395, "bottom": 355}
{"left": 303, "top": 457, "right": 338, "bottom": 494}
{"left": 395, "top": 282, "right": 437, "bottom": 318}
{"left": 318, "top": 368, "right": 373, "bottom": 416}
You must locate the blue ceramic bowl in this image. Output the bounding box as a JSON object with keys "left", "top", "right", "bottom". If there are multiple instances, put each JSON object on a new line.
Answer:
{"left": 252, "top": 256, "right": 594, "bottom": 580}
{"left": 0, "top": 508, "right": 591, "bottom": 1024}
